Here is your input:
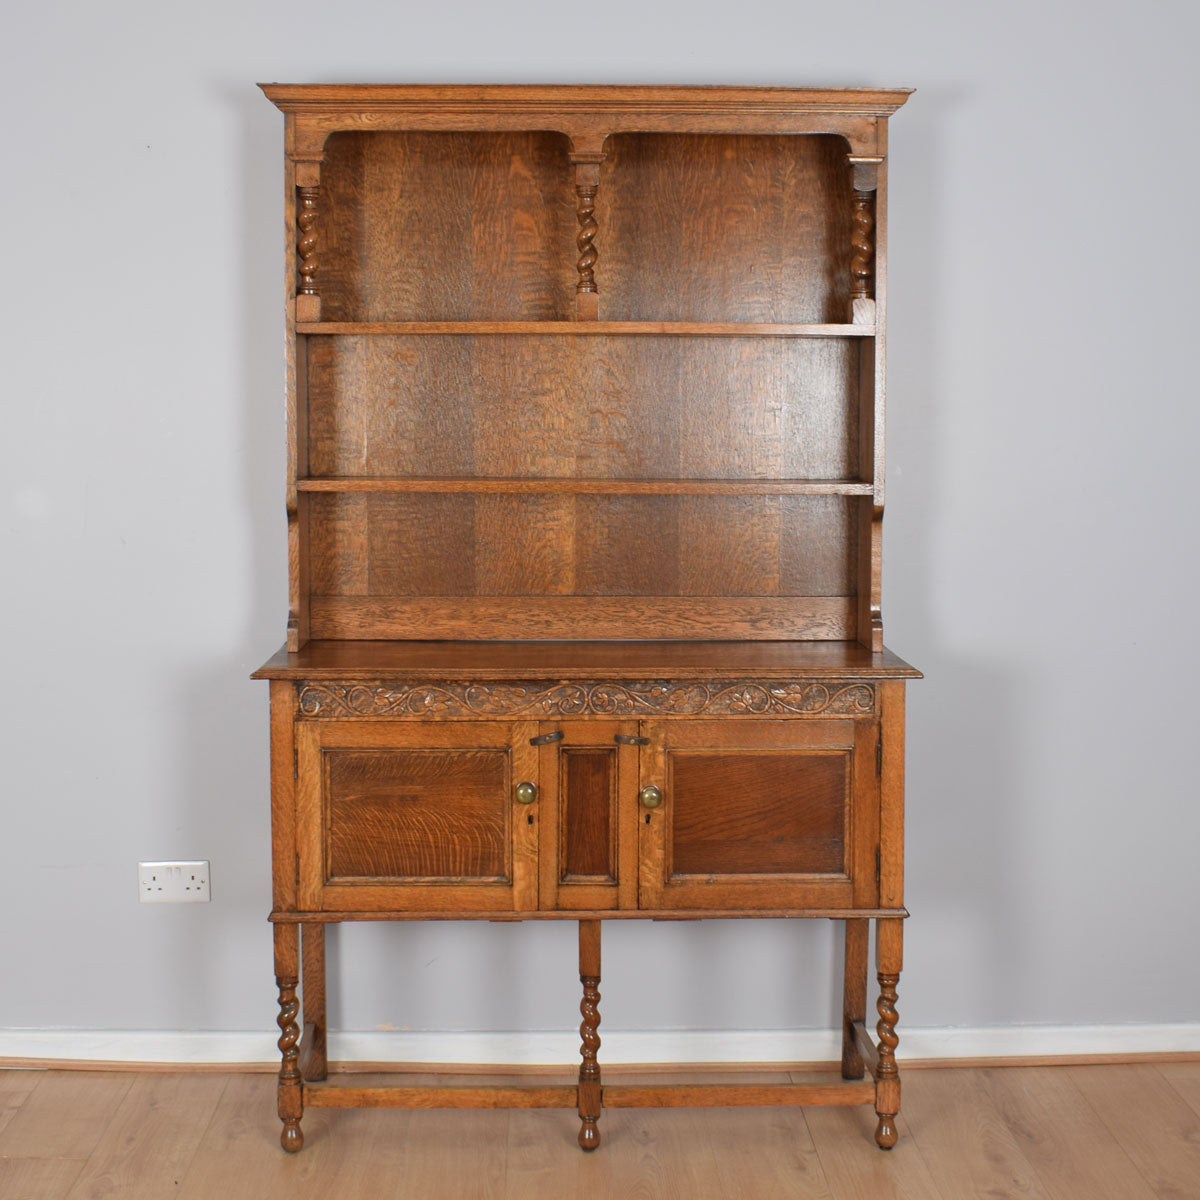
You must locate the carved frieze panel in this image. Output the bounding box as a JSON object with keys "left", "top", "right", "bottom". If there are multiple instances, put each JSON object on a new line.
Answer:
{"left": 296, "top": 680, "right": 876, "bottom": 719}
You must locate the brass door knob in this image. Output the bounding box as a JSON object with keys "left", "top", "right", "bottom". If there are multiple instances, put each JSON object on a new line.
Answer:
{"left": 639, "top": 784, "right": 663, "bottom": 810}
{"left": 515, "top": 781, "right": 538, "bottom": 805}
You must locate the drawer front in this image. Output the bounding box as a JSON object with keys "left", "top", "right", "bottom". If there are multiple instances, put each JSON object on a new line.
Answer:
{"left": 638, "top": 719, "right": 879, "bottom": 910}
{"left": 296, "top": 720, "right": 539, "bottom": 912}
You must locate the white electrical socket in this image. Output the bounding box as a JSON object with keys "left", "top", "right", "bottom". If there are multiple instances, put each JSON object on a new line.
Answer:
{"left": 138, "top": 860, "right": 211, "bottom": 903}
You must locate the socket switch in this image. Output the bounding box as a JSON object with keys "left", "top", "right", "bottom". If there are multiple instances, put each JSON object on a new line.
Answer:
{"left": 138, "top": 860, "right": 211, "bottom": 903}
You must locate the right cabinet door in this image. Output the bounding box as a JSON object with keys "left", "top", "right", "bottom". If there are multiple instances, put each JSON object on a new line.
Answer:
{"left": 638, "top": 719, "right": 879, "bottom": 911}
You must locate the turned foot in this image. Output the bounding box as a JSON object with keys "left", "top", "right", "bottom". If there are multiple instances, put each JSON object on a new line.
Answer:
{"left": 578, "top": 1116, "right": 600, "bottom": 1150}
{"left": 875, "top": 1114, "right": 898, "bottom": 1149}
{"left": 281, "top": 1119, "right": 304, "bottom": 1152}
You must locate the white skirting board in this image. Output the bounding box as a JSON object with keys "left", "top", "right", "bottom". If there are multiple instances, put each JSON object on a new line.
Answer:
{"left": 1, "top": 1024, "right": 1198, "bottom": 1066}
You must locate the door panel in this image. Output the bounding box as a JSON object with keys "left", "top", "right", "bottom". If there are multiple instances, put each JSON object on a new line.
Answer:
{"left": 561, "top": 749, "right": 617, "bottom": 880}
{"left": 638, "top": 720, "right": 879, "bottom": 910}
{"left": 297, "top": 720, "right": 538, "bottom": 912}
{"left": 325, "top": 748, "right": 509, "bottom": 879}
{"left": 538, "top": 721, "right": 639, "bottom": 911}
{"left": 668, "top": 750, "right": 848, "bottom": 875}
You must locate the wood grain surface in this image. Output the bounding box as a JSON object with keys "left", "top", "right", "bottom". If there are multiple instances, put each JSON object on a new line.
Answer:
{"left": 669, "top": 750, "right": 847, "bottom": 875}
{"left": 253, "top": 639, "right": 922, "bottom": 680}
{"left": 561, "top": 750, "right": 616, "bottom": 880}
{"left": 297, "top": 320, "right": 874, "bottom": 336}
{"left": 306, "top": 594, "right": 856, "bottom": 641}
{"left": 59, "top": 1074, "right": 228, "bottom": 1200}
{"left": 295, "top": 721, "right": 539, "bottom": 913}
{"left": 305, "top": 335, "right": 860, "bottom": 480}
{"left": 599, "top": 133, "right": 853, "bottom": 323}
{"left": 319, "top": 132, "right": 576, "bottom": 322}
{"left": 0, "top": 1071, "right": 134, "bottom": 1159}
{"left": 638, "top": 720, "right": 869, "bottom": 911}
{"left": 296, "top": 477, "right": 874, "bottom": 495}
{"left": 306, "top": 493, "right": 854, "bottom": 597}
{"left": 325, "top": 749, "right": 510, "bottom": 879}
{"left": 4, "top": 1063, "right": 1193, "bottom": 1200}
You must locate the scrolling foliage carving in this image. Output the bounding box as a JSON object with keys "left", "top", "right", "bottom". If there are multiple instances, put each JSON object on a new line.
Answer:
{"left": 297, "top": 680, "right": 875, "bottom": 718}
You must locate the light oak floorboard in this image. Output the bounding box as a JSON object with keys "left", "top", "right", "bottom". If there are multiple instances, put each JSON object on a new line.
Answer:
{"left": 1158, "top": 1062, "right": 1200, "bottom": 1119}
{"left": 703, "top": 1105, "right": 834, "bottom": 1199}
{"left": 179, "top": 1073, "right": 511, "bottom": 1200}
{"left": 504, "top": 1107, "right": 602, "bottom": 1200}
{"left": 504, "top": 1070, "right": 810, "bottom": 1200}
{"left": 6, "top": 1064, "right": 1199, "bottom": 1199}
{"left": 505, "top": 1108, "right": 716, "bottom": 1200}
{"left": 64, "top": 1073, "right": 229, "bottom": 1200}
{"left": 981, "top": 1066, "right": 1159, "bottom": 1200}
{"left": 0, "top": 1071, "right": 42, "bottom": 1139}
{"left": 901, "top": 1066, "right": 1053, "bottom": 1199}
{"left": 0, "top": 1157, "right": 86, "bottom": 1200}
{"left": 574, "top": 1107, "right": 723, "bottom": 1200}
{"left": 1069, "top": 1064, "right": 1200, "bottom": 1200}
{"left": 393, "top": 1107, "right": 509, "bottom": 1200}
{"left": 0, "top": 1071, "right": 132, "bottom": 1159}
{"left": 175, "top": 1074, "right": 339, "bottom": 1200}
{"left": 802, "top": 1106, "right": 945, "bottom": 1200}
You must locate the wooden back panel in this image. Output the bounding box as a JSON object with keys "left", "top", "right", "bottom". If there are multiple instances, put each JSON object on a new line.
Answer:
{"left": 318, "top": 131, "right": 854, "bottom": 324}
{"left": 306, "top": 335, "right": 860, "bottom": 480}
{"left": 308, "top": 493, "right": 855, "bottom": 595}
{"left": 320, "top": 132, "right": 576, "bottom": 321}
{"left": 599, "top": 133, "right": 853, "bottom": 322}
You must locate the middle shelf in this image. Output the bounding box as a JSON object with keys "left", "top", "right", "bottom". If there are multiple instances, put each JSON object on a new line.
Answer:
{"left": 297, "top": 322, "right": 875, "bottom": 337}
{"left": 295, "top": 478, "right": 874, "bottom": 496}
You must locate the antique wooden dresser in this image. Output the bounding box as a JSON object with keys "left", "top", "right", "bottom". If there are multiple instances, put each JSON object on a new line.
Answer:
{"left": 253, "top": 83, "right": 917, "bottom": 1154}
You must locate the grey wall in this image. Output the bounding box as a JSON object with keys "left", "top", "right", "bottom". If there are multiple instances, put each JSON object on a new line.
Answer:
{"left": 3, "top": 0, "right": 1198, "bottom": 1040}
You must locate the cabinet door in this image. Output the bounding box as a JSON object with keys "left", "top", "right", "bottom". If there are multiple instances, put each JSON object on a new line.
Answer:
{"left": 537, "top": 721, "right": 640, "bottom": 911}
{"left": 638, "top": 720, "right": 879, "bottom": 911}
{"left": 296, "top": 720, "right": 539, "bottom": 913}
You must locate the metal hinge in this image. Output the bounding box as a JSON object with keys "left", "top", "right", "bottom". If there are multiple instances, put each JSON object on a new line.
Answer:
{"left": 614, "top": 733, "right": 649, "bottom": 746}
{"left": 530, "top": 730, "right": 564, "bottom": 746}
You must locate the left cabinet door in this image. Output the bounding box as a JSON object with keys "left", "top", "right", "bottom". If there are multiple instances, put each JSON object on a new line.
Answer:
{"left": 295, "top": 720, "right": 540, "bottom": 914}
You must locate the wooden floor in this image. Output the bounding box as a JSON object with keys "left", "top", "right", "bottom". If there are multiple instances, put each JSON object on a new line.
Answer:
{"left": 0, "top": 1063, "right": 1198, "bottom": 1199}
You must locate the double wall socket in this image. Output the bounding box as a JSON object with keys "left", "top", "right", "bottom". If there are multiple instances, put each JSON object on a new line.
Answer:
{"left": 138, "top": 860, "right": 210, "bottom": 903}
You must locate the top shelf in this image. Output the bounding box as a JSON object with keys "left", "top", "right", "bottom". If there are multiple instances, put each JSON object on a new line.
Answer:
{"left": 296, "top": 321, "right": 875, "bottom": 337}
{"left": 252, "top": 638, "right": 921, "bottom": 681}
{"left": 261, "top": 82, "right": 913, "bottom": 117}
